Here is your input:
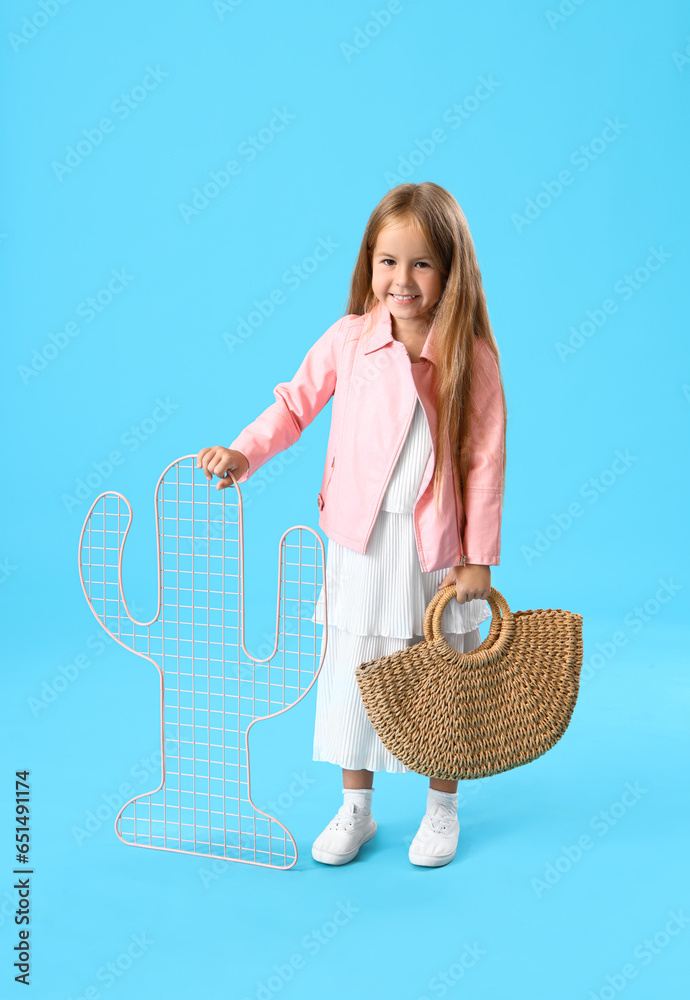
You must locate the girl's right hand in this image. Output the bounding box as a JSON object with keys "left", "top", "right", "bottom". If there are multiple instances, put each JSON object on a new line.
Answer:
{"left": 196, "top": 447, "right": 249, "bottom": 490}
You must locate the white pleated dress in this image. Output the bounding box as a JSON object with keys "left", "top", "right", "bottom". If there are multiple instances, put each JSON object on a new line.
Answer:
{"left": 311, "top": 393, "right": 492, "bottom": 773}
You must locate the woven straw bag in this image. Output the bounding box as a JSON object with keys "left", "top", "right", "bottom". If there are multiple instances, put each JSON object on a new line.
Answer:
{"left": 355, "top": 586, "right": 583, "bottom": 780}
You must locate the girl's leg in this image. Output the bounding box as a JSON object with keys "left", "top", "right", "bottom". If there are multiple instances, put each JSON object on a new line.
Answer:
{"left": 429, "top": 777, "right": 458, "bottom": 793}
{"left": 409, "top": 780, "right": 460, "bottom": 867}
{"left": 342, "top": 772, "right": 456, "bottom": 791}
{"left": 312, "top": 768, "right": 376, "bottom": 865}
{"left": 343, "top": 767, "right": 374, "bottom": 789}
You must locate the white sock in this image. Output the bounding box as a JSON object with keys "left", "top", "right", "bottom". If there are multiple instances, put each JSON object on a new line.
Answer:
{"left": 427, "top": 787, "right": 458, "bottom": 812}
{"left": 342, "top": 787, "right": 374, "bottom": 814}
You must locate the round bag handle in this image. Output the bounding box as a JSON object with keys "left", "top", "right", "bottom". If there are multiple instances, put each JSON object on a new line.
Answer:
{"left": 423, "top": 585, "right": 515, "bottom": 658}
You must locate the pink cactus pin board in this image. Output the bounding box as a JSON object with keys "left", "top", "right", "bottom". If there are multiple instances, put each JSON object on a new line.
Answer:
{"left": 78, "top": 454, "right": 326, "bottom": 870}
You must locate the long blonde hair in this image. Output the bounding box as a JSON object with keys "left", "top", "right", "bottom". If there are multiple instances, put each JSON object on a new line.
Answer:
{"left": 343, "top": 181, "right": 507, "bottom": 539}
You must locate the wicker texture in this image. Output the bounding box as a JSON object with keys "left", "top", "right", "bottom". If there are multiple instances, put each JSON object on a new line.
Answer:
{"left": 355, "top": 586, "right": 583, "bottom": 779}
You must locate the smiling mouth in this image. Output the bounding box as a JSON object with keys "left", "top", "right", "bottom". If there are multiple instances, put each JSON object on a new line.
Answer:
{"left": 390, "top": 294, "right": 420, "bottom": 302}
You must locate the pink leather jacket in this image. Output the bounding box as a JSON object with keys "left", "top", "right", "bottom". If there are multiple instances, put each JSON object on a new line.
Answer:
{"left": 229, "top": 300, "right": 505, "bottom": 572}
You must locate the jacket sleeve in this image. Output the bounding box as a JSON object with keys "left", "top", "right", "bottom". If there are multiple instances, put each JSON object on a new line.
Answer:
{"left": 227, "top": 316, "right": 343, "bottom": 483}
{"left": 461, "top": 337, "right": 506, "bottom": 566}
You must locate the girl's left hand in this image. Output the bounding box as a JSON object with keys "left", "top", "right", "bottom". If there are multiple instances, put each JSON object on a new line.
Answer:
{"left": 437, "top": 563, "right": 491, "bottom": 604}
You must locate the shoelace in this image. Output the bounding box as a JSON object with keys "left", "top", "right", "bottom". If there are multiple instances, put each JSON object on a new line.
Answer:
{"left": 423, "top": 809, "right": 457, "bottom": 835}
{"left": 327, "top": 801, "right": 360, "bottom": 832}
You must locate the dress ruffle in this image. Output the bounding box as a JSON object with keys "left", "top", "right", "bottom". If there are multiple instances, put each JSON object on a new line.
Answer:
{"left": 311, "top": 509, "right": 492, "bottom": 638}
{"left": 312, "top": 623, "right": 483, "bottom": 773}
{"left": 311, "top": 396, "right": 492, "bottom": 772}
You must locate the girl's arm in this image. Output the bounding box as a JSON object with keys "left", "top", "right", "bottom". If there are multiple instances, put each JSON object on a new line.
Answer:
{"left": 440, "top": 338, "right": 505, "bottom": 604}
{"left": 460, "top": 338, "right": 506, "bottom": 567}
{"left": 225, "top": 315, "right": 345, "bottom": 483}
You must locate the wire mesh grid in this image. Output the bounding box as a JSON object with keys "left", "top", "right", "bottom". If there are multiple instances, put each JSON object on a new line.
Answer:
{"left": 77, "top": 454, "right": 327, "bottom": 870}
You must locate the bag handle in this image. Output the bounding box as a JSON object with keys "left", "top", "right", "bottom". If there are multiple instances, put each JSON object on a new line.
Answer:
{"left": 423, "top": 585, "right": 515, "bottom": 658}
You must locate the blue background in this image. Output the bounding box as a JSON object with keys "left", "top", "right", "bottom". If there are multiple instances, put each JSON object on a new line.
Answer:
{"left": 1, "top": 1, "right": 689, "bottom": 997}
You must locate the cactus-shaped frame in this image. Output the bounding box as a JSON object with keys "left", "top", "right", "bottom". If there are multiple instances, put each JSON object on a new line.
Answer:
{"left": 77, "top": 454, "right": 327, "bottom": 870}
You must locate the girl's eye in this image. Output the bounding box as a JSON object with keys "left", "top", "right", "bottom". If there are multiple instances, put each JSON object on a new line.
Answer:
{"left": 380, "top": 259, "right": 430, "bottom": 267}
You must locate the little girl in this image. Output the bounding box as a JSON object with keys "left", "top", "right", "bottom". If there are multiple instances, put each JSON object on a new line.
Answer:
{"left": 197, "top": 181, "right": 507, "bottom": 869}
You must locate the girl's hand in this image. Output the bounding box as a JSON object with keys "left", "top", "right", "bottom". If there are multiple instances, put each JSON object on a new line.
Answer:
{"left": 437, "top": 563, "right": 491, "bottom": 604}
{"left": 196, "top": 447, "right": 249, "bottom": 490}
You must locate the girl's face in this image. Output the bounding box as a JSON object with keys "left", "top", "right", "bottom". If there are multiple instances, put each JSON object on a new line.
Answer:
{"left": 370, "top": 223, "right": 443, "bottom": 327}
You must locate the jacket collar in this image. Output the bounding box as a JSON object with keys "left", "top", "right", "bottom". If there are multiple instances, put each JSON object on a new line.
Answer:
{"left": 361, "top": 299, "right": 438, "bottom": 365}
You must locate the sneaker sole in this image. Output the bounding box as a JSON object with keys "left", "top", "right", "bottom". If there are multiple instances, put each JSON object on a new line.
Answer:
{"left": 408, "top": 848, "right": 456, "bottom": 868}
{"left": 311, "top": 824, "right": 377, "bottom": 866}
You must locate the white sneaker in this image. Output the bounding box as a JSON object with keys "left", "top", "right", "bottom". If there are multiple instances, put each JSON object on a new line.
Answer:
{"left": 408, "top": 798, "right": 460, "bottom": 868}
{"left": 312, "top": 800, "right": 377, "bottom": 866}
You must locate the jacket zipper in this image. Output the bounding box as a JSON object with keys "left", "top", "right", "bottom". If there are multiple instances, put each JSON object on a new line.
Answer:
{"left": 318, "top": 456, "right": 336, "bottom": 511}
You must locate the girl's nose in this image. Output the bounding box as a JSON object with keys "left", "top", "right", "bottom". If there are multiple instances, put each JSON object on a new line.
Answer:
{"left": 395, "top": 269, "right": 415, "bottom": 286}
